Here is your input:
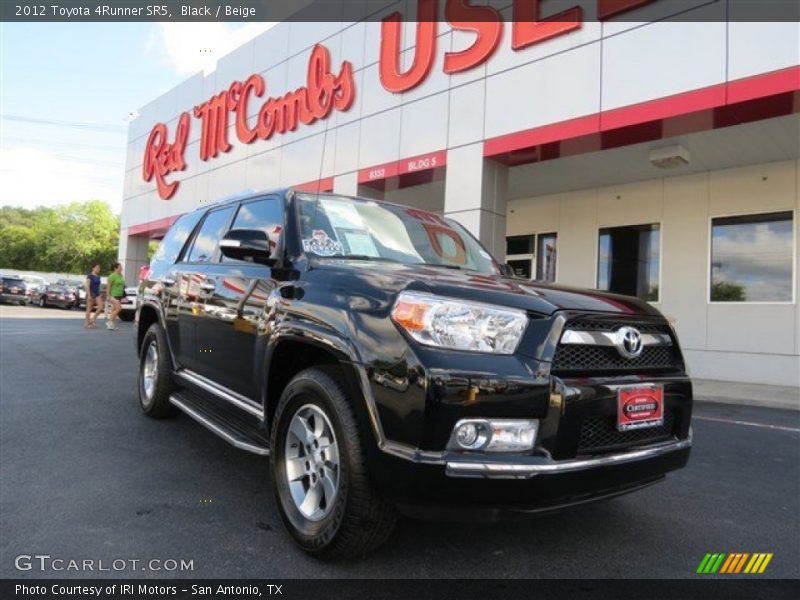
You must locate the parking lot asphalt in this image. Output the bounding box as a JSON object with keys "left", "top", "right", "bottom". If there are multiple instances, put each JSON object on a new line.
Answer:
{"left": 1, "top": 304, "right": 798, "bottom": 579}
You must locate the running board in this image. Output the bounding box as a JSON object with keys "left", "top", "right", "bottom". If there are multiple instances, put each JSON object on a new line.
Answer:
{"left": 169, "top": 392, "right": 270, "bottom": 456}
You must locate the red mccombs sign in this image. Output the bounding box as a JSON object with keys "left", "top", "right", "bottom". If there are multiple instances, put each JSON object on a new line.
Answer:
{"left": 143, "top": 44, "right": 354, "bottom": 199}
{"left": 143, "top": 0, "right": 655, "bottom": 199}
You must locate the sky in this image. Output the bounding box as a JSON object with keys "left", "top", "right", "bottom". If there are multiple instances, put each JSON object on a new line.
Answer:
{"left": 0, "top": 21, "right": 274, "bottom": 213}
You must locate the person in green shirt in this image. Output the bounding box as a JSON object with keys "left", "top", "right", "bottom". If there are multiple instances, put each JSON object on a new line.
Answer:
{"left": 106, "top": 262, "right": 126, "bottom": 331}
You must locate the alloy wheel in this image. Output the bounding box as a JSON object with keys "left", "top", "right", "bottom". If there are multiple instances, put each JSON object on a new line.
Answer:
{"left": 284, "top": 404, "right": 340, "bottom": 521}
{"left": 142, "top": 341, "right": 158, "bottom": 401}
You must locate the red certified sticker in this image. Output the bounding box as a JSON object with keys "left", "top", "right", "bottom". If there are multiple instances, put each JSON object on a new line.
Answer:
{"left": 617, "top": 386, "right": 664, "bottom": 431}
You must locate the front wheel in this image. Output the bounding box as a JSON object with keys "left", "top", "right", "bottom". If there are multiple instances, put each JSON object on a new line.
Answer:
{"left": 270, "top": 367, "right": 396, "bottom": 559}
{"left": 39, "top": 297, "right": 46, "bottom": 308}
{"left": 138, "top": 323, "right": 178, "bottom": 418}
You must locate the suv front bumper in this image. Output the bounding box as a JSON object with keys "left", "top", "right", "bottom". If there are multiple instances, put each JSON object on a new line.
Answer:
{"left": 372, "top": 431, "right": 691, "bottom": 511}
{"left": 444, "top": 434, "right": 691, "bottom": 479}
{"left": 358, "top": 360, "right": 693, "bottom": 508}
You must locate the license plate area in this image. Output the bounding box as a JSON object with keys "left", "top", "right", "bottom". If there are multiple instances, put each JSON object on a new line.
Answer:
{"left": 617, "top": 385, "right": 664, "bottom": 432}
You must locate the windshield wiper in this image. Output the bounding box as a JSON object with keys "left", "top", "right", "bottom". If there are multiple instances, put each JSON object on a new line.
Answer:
{"left": 419, "top": 263, "right": 465, "bottom": 270}
{"left": 312, "top": 255, "right": 469, "bottom": 270}
{"left": 313, "top": 255, "right": 402, "bottom": 263}
{"left": 347, "top": 258, "right": 467, "bottom": 270}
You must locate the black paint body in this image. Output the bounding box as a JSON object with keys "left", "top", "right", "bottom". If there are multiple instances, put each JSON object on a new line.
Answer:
{"left": 136, "top": 189, "right": 692, "bottom": 512}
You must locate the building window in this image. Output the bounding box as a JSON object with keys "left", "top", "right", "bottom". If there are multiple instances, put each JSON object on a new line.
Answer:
{"left": 598, "top": 224, "right": 660, "bottom": 302}
{"left": 506, "top": 235, "right": 534, "bottom": 279}
{"left": 536, "top": 233, "right": 557, "bottom": 283}
{"left": 505, "top": 234, "right": 558, "bottom": 281}
{"left": 710, "top": 211, "right": 794, "bottom": 302}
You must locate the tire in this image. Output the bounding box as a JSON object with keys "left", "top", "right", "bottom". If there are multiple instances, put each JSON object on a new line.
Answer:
{"left": 137, "top": 323, "right": 179, "bottom": 418}
{"left": 270, "top": 367, "right": 396, "bottom": 559}
{"left": 39, "top": 297, "right": 46, "bottom": 308}
{"left": 119, "top": 312, "right": 135, "bottom": 322}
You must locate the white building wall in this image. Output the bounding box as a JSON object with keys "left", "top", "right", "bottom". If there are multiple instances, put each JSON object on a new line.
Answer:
{"left": 122, "top": 16, "right": 800, "bottom": 223}
{"left": 507, "top": 159, "right": 800, "bottom": 387}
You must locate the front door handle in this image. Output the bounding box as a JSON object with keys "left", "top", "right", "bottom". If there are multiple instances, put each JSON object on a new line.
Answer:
{"left": 199, "top": 282, "right": 216, "bottom": 293}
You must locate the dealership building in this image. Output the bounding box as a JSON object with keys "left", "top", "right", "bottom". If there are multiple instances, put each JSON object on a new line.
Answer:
{"left": 120, "top": 2, "right": 799, "bottom": 389}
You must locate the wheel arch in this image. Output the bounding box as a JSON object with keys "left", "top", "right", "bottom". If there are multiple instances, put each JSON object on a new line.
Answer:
{"left": 136, "top": 303, "right": 161, "bottom": 353}
{"left": 136, "top": 301, "right": 181, "bottom": 368}
{"left": 264, "top": 334, "right": 370, "bottom": 441}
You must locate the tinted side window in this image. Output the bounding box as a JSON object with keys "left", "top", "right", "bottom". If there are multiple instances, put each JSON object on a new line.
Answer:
{"left": 151, "top": 211, "right": 204, "bottom": 267}
{"left": 186, "top": 206, "right": 236, "bottom": 263}
{"left": 223, "top": 197, "right": 283, "bottom": 262}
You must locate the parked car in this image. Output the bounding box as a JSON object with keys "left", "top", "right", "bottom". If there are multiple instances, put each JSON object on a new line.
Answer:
{"left": 1, "top": 275, "right": 28, "bottom": 305}
{"left": 135, "top": 190, "right": 692, "bottom": 559}
{"left": 118, "top": 286, "right": 138, "bottom": 321}
{"left": 20, "top": 275, "right": 47, "bottom": 304}
{"left": 32, "top": 285, "right": 76, "bottom": 309}
{"left": 73, "top": 284, "right": 87, "bottom": 308}
{"left": 56, "top": 279, "right": 85, "bottom": 308}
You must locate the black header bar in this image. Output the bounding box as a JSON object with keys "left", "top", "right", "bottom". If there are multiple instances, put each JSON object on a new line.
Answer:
{"left": 1, "top": 0, "right": 799, "bottom": 22}
{"left": 2, "top": 579, "right": 799, "bottom": 600}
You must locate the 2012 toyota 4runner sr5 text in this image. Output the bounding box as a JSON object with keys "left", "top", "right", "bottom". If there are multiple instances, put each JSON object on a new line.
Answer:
{"left": 135, "top": 189, "right": 692, "bottom": 559}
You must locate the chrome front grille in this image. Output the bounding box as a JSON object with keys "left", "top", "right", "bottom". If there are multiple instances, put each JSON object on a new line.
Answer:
{"left": 565, "top": 318, "right": 669, "bottom": 335}
{"left": 551, "top": 317, "right": 683, "bottom": 374}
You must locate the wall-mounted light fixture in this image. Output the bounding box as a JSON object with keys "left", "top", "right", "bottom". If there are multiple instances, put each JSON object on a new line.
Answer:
{"left": 649, "top": 144, "right": 690, "bottom": 169}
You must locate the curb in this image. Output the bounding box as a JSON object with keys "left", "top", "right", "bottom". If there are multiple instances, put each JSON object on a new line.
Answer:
{"left": 693, "top": 379, "right": 799, "bottom": 411}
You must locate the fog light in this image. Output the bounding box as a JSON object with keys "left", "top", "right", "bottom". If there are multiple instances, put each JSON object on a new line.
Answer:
{"left": 455, "top": 423, "right": 480, "bottom": 448}
{"left": 449, "top": 419, "right": 538, "bottom": 452}
{"left": 453, "top": 421, "right": 488, "bottom": 450}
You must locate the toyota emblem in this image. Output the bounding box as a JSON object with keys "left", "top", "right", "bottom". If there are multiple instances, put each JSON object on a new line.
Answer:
{"left": 616, "top": 326, "right": 643, "bottom": 359}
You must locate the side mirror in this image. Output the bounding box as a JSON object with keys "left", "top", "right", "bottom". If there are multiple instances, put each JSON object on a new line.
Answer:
{"left": 498, "top": 263, "right": 514, "bottom": 277}
{"left": 219, "top": 229, "right": 274, "bottom": 265}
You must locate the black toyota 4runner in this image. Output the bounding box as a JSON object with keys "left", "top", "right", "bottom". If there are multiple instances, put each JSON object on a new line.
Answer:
{"left": 135, "top": 189, "right": 692, "bottom": 559}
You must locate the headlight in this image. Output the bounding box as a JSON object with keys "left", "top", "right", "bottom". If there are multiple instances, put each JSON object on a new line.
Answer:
{"left": 390, "top": 291, "right": 527, "bottom": 354}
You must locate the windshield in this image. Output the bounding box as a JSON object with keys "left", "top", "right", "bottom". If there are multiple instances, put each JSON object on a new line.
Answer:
{"left": 296, "top": 194, "right": 499, "bottom": 274}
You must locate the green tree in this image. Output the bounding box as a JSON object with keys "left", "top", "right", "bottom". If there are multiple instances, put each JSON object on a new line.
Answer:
{"left": 0, "top": 224, "right": 37, "bottom": 267}
{"left": 0, "top": 200, "right": 119, "bottom": 273}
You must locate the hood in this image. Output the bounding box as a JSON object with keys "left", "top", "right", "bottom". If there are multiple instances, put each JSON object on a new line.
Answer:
{"left": 310, "top": 260, "right": 662, "bottom": 317}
